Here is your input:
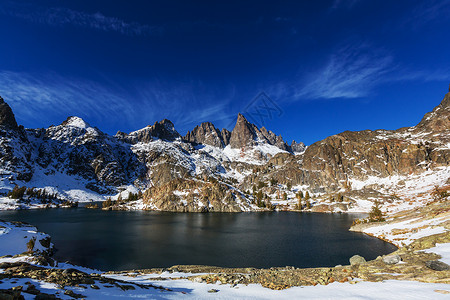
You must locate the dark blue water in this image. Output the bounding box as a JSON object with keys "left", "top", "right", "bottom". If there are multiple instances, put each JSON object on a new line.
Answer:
{"left": 0, "top": 209, "right": 396, "bottom": 271}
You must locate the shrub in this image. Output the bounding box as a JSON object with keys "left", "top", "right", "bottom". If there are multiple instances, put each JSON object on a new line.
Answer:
{"left": 102, "top": 198, "right": 113, "bottom": 208}
{"left": 431, "top": 186, "right": 449, "bottom": 201}
{"left": 286, "top": 182, "right": 292, "bottom": 190}
{"left": 7, "top": 185, "right": 26, "bottom": 199}
{"left": 27, "top": 237, "right": 36, "bottom": 253}
{"left": 257, "top": 181, "right": 266, "bottom": 189}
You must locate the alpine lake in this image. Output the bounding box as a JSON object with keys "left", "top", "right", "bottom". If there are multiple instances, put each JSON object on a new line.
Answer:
{"left": 0, "top": 208, "right": 397, "bottom": 271}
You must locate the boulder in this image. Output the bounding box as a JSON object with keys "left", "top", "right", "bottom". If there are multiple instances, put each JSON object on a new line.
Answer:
{"left": 425, "top": 260, "right": 450, "bottom": 271}
{"left": 349, "top": 255, "right": 366, "bottom": 266}
{"left": 382, "top": 254, "right": 401, "bottom": 265}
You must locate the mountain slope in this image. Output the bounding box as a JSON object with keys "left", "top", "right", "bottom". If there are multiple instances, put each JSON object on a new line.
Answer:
{"left": 0, "top": 86, "right": 449, "bottom": 213}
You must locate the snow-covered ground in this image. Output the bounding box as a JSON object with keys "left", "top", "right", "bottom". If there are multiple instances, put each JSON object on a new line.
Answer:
{"left": 425, "top": 243, "right": 450, "bottom": 265}
{"left": 362, "top": 217, "right": 448, "bottom": 247}
{"left": 0, "top": 220, "right": 52, "bottom": 256}
{"left": 1, "top": 267, "right": 449, "bottom": 299}
{"left": 350, "top": 166, "right": 450, "bottom": 213}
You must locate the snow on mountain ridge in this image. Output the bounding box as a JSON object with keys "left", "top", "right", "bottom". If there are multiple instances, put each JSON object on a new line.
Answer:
{"left": 62, "top": 116, "right": 90, "bottom": 129}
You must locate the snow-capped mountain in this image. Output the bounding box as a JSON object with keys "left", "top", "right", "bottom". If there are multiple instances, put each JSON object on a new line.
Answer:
{"left": 0, "top": 97, "right": 304, "bottom": 211}
{"left": 0, "top": 86, "right": 449, "bottom": 213}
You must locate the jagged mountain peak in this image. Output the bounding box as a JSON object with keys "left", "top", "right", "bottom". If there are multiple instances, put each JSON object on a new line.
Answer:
{"left": 146, "top": 118, "right": 180, "bottom": 141}
{"left": 61, "top": 116, "right": 90, "bottom": 129}
{"left": 127, "top": 118, "right": 181, "bottom": 143}
{"left": 0, "top": 96, "right": 18, "bottom": 129}
{"left": 291, "top": 140, "right": 306, "bottom": 153}
{"left": 227, "top": 113, "right": 292, "bottom": 152}
{"left": 150, "top": 118, "right": 175, "bottom": 129}
{"left": 229, "top": 113, "right": 258, "bottom": 148}
{"left": 184, "top": 121, "right": 226, "bottom": 148}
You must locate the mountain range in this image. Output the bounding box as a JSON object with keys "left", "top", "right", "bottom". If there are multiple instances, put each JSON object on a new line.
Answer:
{"left": 0, "top": 86, "right": 449, "bottom": 212}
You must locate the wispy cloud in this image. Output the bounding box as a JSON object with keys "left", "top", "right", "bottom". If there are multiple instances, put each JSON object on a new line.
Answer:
{"left": 274, "top": 40, "right": 450, "bottom": 102}
{"left": 0, "top": 71, "right": 136, "bottom": 127}
{"left": 393, "top": 68, "right": 450, "bottom": 83}
{"left": 0, "top": 1, "right": 162, "bottom": 36}
{"left": 0, "top": 71, "right": 233, "bottom": 134}
{"left": 409, "top": 0, "right": 450, "bottom": 25}
{"left": 295, "top": 43, "right": 393, "bottom": 99}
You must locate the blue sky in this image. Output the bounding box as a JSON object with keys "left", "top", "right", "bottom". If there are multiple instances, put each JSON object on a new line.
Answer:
{"left": 0, "top": 0, "right": 449, "bottom": 145}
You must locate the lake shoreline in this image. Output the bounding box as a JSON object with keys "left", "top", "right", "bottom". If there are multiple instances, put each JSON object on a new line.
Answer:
{"left": 1, "top": 198, "right": 449, "bottom": 299}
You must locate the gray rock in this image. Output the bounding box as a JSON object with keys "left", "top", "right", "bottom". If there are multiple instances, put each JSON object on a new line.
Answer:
{"left": 0, "top": 96, "right": 18, "bottom": 129}
{"left": 383, "top": 254, "right": 401, "bottom": 265}
{"left": 184, "top": 122, "right": 226, "bottom": 148}
{"left": 349, "top": 255, "right": 366, "bottom": 266}
{"left": 425, "top": 260, "right": 450, "bottom": 271}
{"left": 35, "top": 293, "right": 57, "bottom": 300}
{"left": 208, "top": 289, "right": 219, "bottom": 293}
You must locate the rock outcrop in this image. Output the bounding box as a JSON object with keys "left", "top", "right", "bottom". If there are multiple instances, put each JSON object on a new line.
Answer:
{"left": 123, "top": 119, "right": 181, "bottom": 144}
{"left": 290, "top": 140, "right": 306, "bottom": 153}
{"left": 229, "top": 113, "right": 259, "bottom": 148}
{"left": 143, "top": 177, "right": 252, "bottom": 212}
{"left": 0, "top": 96, "right": 18, "bottom": 129}
{"left": 227, "top": 113, "right": 291, "bottom": 152}
{"left": 184, "top": 122, "right": 227, "bottom": 148}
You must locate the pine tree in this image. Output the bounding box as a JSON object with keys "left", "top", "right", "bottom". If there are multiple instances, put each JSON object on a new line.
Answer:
{"left": 369, "top": 201, "right": 385, "bottom": 222}
{"left": 295, "top": 191, "right": 303, "bottom": 210}
{"left": 304, "top": 191, "right": 310, "bottom": 200}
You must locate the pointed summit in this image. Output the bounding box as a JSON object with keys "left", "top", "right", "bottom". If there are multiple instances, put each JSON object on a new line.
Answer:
{"left": 0, "top": 96, "right": 18, "bottom": 129}
{"left": 229, "top": 113, "right": 261, "bottom": 148}
{"left": 61, "top": 116, "right": 90, "bottom": 129}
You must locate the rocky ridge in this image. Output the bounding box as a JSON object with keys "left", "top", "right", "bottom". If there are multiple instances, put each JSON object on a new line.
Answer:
{"left": 0, "top": 86, "right": 449, "bottom": 212}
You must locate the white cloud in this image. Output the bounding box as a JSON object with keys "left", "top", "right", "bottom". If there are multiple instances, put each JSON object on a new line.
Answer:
{"left": 0, "top": 2, "right": 162, "bottom": 36}
{"left": 0, "top": 71, "right": 233, "bottom": 134}
{"left": 0, "top": 71, "right": 135, "bottom": 126}
{"left": 295, "top": 43, "right": 393, "bottom": 99}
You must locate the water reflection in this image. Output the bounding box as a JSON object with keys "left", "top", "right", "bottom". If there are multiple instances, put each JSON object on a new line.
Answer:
{"left": 0, "top": 209, "right": 396, "bottom": 271}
